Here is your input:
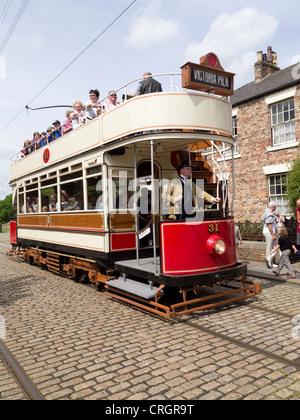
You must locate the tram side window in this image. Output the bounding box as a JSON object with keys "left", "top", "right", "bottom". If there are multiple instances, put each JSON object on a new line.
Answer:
{"left": 23, "top": 182, "right": 38, "bottom": 213}
{"left": 87, "top": 175, "right": 103, "bottom": 210}
{"left": 18, "top": 192, "right": 24, "bottom": 214}
{"left": 26, "top": 191, "right": 39, "bottom": 213}
{"left": 41, "top": 187, "right": 58, "bottom": 212}
{"left": 60, "top": 180, "right": 83, "bottom": 211}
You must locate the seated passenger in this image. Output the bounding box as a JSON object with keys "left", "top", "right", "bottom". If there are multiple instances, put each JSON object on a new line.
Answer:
{"left": 62, "top": 111, "right": 73, "bottom": 135}
{"left": 85, "top": 89, "right": 102, "bottom": 120}
{"left": 49, "top": 194, "right": 57, "bottom": 212}
{"left": 75, "top": 193, "right": 83, "bottom": 210}
{"left": 70, "top": 101, "right": 86, "bottom": 129}
{"left": 52, "top": 121, "right": 62, "bottom": 139}
{"left": 42, "top": 206, "right": 49, "bottom": 212}
{"left": 32, "top": 132, "right": 40, "bottom": 151}
{"left": 26, "top": 197, "right": 34, "bottom": 213}
{"left": 33, "top": 198, "right": 39, "bottom": 213}
{"left": 22, "top": 140, "right": 34, "bottom": 157}
{"left": 37, "top": 132, "right": 48, "bottom": 148}
{"left": 66, "top": 197, "right": 79, "bottom": 211}
{"left": 61, "top": 190, "right": 69, "bottom": 211}
{"left": 47, "top": 127, "right": 55, "bottom": 143}
{"left": 104, "top": 91, "right": 119, "bottom": 112}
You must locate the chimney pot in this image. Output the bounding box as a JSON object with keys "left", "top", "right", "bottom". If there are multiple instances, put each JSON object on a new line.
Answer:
{"left": 267, "top": 46, "right": 272, "bottom": 62}
{"left": 257, "top": 51, "right": 263, "bottom": 62}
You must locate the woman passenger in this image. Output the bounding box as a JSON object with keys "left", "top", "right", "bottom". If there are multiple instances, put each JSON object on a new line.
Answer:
{"left": 62, "top": 110, "right": 73, "bottom": 135}
{"left": 22, "top": 140, "right": 33, "bottom": 157}
{"left": 49, "top": 194, "right": 58, "bottom": 212}
{"left": 70, "top": 101, "right": 86, "bottom": 130}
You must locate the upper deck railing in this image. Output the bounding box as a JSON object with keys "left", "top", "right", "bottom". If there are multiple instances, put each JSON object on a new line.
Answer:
{"left": 10, "top": 72, "right": 183, "bottom": 163}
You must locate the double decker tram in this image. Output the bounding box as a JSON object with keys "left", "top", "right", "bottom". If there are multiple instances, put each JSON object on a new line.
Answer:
{"left": 8, "top": 53, "right": 260, "bottom": 318}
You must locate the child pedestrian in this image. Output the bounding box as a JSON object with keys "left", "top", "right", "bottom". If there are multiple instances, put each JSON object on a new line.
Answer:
{"left": 270, "top": 227, "right": 297, "bottom": 279}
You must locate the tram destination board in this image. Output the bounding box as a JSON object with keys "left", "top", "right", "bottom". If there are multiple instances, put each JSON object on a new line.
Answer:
{"left": 181, "top": 55, "right": 235, "bottom": 96}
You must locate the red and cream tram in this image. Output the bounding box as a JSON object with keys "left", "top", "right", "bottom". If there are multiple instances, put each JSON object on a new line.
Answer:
{"left": 8, "top": 53, "right": 260, "bottom": 318}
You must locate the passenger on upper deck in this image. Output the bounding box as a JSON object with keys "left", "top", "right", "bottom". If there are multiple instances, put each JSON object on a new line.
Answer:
{"left": 21, "top": 140, "right": 33, "bottom": 157}
{"left": 85, "top": 89, "right": 102, "bottom": 120}
{"left": 38, "top": 132, "right": 48, "bottom": 148}
{"left": 32, "top": 132, "right": 40, "bottom": 151}
{"left": 46, "top": 126, "right": 55, "bottom": 143}
{"left": 71, "top": 101, "right": 86, "bottom": 129}
{"left": 62, "top": 111, "right": 73, "bottom": 135}
{"left": 136, "top": 72, "right": 163, "bottom": 96}
{"left": 104, "top": 91, "right": 119, "bottom": 112}
{"left": 52, "top": 121, "right": 62, "bottom": 139}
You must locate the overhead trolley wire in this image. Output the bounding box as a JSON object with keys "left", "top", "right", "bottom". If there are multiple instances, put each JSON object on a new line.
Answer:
{"left": 0, "top": 0, "right": 137, "bottom": 136}
{"left": 0, "top": 0, "right": 30, "bottom": 54}
{"left": 0, "top": 0, "right": 13, "bottom": 26}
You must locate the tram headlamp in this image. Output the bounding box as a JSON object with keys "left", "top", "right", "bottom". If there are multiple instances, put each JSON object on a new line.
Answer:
{"left": 214, "top": 240, "right": 226, "bottom": 255}
{"left": 206, "top": 235, "right": 226, "bottom": 255}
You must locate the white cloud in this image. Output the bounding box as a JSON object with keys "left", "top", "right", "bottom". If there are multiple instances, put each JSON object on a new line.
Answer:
{"left": 291, "top": 55, "right": 300, "bottom": 64}
{"left": 125, "top": 3, "right": 180, "bottom": 51}
{"left": 184, "top": 7, "right": 279, "bottom": 85}
{"left": 12, "top": 35, "right": 45, "bottom": 53}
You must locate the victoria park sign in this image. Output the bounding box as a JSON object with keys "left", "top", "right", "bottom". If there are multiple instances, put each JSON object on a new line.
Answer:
{"left": 181, "top": 53, "right": 235, "bottom": 97}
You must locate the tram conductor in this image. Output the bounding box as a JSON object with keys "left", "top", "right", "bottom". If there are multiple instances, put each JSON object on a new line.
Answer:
{"left": 163, "top": 161, "right": 221, "bottom": 220}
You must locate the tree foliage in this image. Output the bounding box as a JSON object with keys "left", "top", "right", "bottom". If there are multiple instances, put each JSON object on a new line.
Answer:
{"left": 287, "top": 156, "right": 300, "bottom": 214}
{"left": 0, "top": 194, "right": 13, "bottom": 224}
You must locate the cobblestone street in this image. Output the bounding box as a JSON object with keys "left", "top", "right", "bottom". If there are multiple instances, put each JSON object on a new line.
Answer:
{"left": 0, "top": 231, "right": 299, "bottom": 400}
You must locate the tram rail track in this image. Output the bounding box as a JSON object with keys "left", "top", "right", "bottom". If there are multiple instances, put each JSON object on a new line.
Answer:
{"left": 0, "top": 340, "right": 44, "bottom": 400}
{"left": 177, "top": 319, "right": 300, "bottom": 371}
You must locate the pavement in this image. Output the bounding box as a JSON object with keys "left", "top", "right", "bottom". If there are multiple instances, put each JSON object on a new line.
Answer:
{"left": 242, "top": 259, "right": 300, "bottom": 286}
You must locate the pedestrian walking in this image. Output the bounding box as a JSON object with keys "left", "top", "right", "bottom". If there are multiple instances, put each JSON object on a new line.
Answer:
{"left": 271, "top": 227, "right": 297, "bottom": 279}
{"left": 261, "top": 201, "right": 283, "bottom": 268}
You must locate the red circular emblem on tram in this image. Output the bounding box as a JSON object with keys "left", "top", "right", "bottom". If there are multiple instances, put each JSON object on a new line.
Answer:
{"left": 43, "top": 148, "right": 50, "bottom": 164}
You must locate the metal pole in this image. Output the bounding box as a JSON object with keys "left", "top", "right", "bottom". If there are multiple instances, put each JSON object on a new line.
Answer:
{"left": 150, "top": 140, "right": 158, "bottom": 275}
{"left": 134, "top": 144, "right": 140, "bottom": 265}
{"left": 231, "top": 145, "right": 235, "bottom": 217}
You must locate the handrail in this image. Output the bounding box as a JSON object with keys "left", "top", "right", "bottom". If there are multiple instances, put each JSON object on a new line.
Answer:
{"left": 10, "top": 72, "right": 182, "bottom": 163}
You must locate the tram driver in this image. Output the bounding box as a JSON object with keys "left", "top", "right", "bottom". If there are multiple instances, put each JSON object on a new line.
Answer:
{"left": 162, "top": 161, "right": 221, "bottom": 221}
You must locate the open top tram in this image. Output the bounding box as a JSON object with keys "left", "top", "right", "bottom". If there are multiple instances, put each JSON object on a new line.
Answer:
{"left": 8, "top": 53, "right": 260, "bottom": 318}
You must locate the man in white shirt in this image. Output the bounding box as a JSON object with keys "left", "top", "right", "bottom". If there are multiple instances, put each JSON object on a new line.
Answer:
{"left": 261, "top": 201, "right": 282, "bottom": 268}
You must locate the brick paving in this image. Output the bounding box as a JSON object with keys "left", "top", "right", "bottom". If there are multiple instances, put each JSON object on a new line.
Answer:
{"left": 0, "top": 231, "right": 299, "bottom": 400}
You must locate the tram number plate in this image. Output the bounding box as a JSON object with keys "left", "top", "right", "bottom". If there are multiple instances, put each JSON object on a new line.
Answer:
{"left": 139, "top": 227, "right": 151, "bottom": 239}
{"left": 208, "top": 224, "right": 219, "bottom": 234}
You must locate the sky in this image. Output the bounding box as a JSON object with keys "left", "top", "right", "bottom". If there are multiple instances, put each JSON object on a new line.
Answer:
{"left": 0, "top": 0, "right": 300, "bottom": 200}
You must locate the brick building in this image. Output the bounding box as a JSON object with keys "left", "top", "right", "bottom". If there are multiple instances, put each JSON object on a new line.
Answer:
{"left": 229, "top": 46, "right": 300, "bottom": 222}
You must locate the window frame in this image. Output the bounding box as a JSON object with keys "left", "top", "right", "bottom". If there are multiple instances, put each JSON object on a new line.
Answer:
{"left": 271, "top": 98, "right": 296, "bottom": 146}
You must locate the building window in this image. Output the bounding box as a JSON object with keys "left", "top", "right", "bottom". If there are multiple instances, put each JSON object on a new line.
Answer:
{"left": 268, "top": 173, "right": 290, "bottom": 214}
{"left": 225, "top": 117, "right": 238, "bottom": 156}
{"left": 271, "top": 98, "right": 296, "bottom": 146}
